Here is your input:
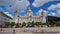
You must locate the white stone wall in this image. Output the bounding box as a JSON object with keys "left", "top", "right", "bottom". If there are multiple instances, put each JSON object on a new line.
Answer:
{"left": 13, "top": 11, "right": 18, "bottom": 23}
{"left": 18, "top": 16, "right": 46, "bottom": 23}
{"left": 13, "top": 8, "right": 46, "bottom": 23}
{"left": 14, "top": 16, "right": 46, "bottom": 23}
{"left": 0, "top": 12, "right": 12, "bottom": 24}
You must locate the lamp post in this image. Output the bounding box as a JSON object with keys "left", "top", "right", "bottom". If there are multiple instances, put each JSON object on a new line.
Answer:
{"left": 46, "top": 12, "right": 48, "bottom": 27}
{"left": 18, "top": 16, "right": 19, "bottom": 23}
{"left": 30, "top": 16, "right": 32, "bottom": 22}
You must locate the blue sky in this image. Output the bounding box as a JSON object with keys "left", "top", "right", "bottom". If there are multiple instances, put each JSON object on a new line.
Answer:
{"left": 0, "top": 0, "right": 60, "bottom": 18}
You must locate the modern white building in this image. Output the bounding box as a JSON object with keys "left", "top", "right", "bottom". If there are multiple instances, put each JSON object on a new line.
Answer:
{"left": 13, "top": 7, "right": 46, "bottom": 23}
{"left": 0, "top": 11, "right": 13, "bottom": 24}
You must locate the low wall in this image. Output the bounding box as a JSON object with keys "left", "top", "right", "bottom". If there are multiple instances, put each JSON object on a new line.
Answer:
{"left": 0, "top": 27, "right": 60, "bottom": 34}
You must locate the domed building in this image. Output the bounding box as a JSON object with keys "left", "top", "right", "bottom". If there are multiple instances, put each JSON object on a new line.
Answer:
{"left": 13, "top": 7, "right": 46, "bottom": 23}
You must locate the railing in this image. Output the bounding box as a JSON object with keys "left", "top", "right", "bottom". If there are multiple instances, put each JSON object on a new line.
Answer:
{"left": 0, "top": 27, "right": 60, "bottom": 34}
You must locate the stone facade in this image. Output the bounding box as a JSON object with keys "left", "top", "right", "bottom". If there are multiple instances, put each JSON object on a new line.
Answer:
{"left": 0, "top": 11, "right": 13, "bottom": 24}
{"left": 13, "top": 7, "right": 46, "bottom": 23}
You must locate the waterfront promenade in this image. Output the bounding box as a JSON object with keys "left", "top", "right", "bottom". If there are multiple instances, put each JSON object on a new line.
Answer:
{"left": 0, "top": 27, "right": 60, "bottom": 34}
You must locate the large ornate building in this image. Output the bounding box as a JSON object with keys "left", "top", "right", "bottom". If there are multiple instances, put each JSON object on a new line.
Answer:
{"left": 0, "top": 11, "right": 13, "bottom": 24}
{"left": 13, "top": 7, "right": 46, "bottom": 23}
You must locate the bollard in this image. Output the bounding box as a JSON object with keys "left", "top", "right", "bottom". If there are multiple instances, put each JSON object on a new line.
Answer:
{"left": 13, "top": 30, "right": 15, "bottom": 34}
{"left": 0, "top": 28, "right": 2, "bottom": 34}
{"left": 0, "top": 28, "right": 2, "bottom": 31}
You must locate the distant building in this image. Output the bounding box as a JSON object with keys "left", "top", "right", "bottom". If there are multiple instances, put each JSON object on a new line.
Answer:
{"left": 0, "top": 11, "right": 13, "bottom": 24}
{"left": 13, "top": 7, "right": 46, "bottom": 23}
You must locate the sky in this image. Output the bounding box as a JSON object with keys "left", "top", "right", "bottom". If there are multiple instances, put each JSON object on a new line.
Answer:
{"left": 0, "top": 0, "right": 60, "bottom": 18}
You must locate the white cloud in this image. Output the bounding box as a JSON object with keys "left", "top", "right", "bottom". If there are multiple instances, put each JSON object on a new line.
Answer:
{"left": 32, "top": 0, "right": 58, "bottom": 7}
{"left": 0, "top": 0, "right": 15, "bottom": 6}
{"left": 3, "top": 12, "right": 13, "bottom": 18}
{"left": 48, "top": 12, "right": 56, "bottom": 16}
{"left": 0, "top": 0, "right": 30, "bottom": 11}
{"left": 48, "top": 3, "right": 60, "bottom": 14}
{"left": 37, "top": 9, "right": 47, "bottom": 16}
{"left": 48, "top": 3, "right": 60, "bottom": 10}
{"left": 57, "top": 10, "right": 60, "bottom": 14}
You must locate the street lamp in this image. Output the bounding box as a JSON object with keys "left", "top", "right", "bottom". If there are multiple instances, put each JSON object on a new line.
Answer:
{"left": 29, "top": 16, "right": 32, "bottom": 22}
{"left": 18, "top": 16, "right": 19, "bottom": 23}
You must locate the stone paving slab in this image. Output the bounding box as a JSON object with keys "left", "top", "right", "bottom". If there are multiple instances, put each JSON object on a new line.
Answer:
{"left": 0, "top": 27, "right": 60, "bottom": 34}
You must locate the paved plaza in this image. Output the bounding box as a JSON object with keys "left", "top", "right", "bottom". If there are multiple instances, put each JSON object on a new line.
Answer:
{"left": 0, "top": 27, "right": 60, "bottom": 34}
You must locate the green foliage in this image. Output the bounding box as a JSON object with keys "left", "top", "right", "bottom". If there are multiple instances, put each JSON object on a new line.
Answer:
{"left": 56, "top": 21, "right": 60, "bottom": 26}
{"left": 35, "top": 22, "right": 46, "bottom": 25}
{"left": 5, "top": 22, "right": 10, "bottom": 26}
{"left": 39, "top": 22, "right": 43, "bottom": 25}
{"left": 31, "top": 21, "right": 35, "bottom": 26}
{"left": 46, "top": 21, "right": 56, "bottom": 27}
{"left": 22, "top": 22, "right": 26, "bottom": 27}
{"left": 50, "top": 21, "right": 56, "bottom": 25}
{"left": 46, "top": 22, "right": 50, "bottom": 27}
{"left": 35, "top": 22, "right": 40, "bottom": 26}
{"left": 42, "top": 23, "right": 47, "bottom": 25}
{"left": 10, "top": 22, "right": 15, "bottom": 27}
{"left": 27, "top": 22, "right": 31, "bottom": 26}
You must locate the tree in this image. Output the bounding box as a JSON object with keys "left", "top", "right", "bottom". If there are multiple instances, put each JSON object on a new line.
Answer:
{"left": 42, "top": 23, "right": 46, "bottom": 25}
{"left": 27, "top": 22, "right": 32, "bottom": 27}
{"left": 35, "top": 22, "right": 40, "bottom": 26}
{"left": 39, "top": 22, "right": 42, "bottom": 25}
{"left": 5, "top": 22, "right": 10, "bottom": 27}
{"left": 31, "top": 21, "right": 35, "bottom": 27}
{"left": 10, "top": 22, "right": 15, "bottom": 28}
{"left": 22, "top": 22, "right": 26, "bottom": 27}
{"left": 56, "top": 21, "right": 60, "bottom": 26}
{"left": 46, "top": 22, "right": 50, "bottom": 27}
{"left": 47, "top": 21, "right": 56, "bottom": 27}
